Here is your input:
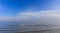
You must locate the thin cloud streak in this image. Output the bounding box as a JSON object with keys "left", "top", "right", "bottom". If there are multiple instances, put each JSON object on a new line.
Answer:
{"left": 0, "top": 10, "right": 60, "bottom": 23}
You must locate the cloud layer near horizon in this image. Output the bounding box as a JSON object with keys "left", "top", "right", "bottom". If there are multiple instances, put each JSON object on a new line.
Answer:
{"left": 0, "top": 10, "right": 60, "bottom": 23}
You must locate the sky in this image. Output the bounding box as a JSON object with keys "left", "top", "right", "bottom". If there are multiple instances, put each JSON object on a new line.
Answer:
{"left": 0, "top": 0, "right": 60, "bottom": 22}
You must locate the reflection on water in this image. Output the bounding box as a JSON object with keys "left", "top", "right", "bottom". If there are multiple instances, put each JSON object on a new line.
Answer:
{"left": 0, "top": 22, "right": 60, "bottom": 33}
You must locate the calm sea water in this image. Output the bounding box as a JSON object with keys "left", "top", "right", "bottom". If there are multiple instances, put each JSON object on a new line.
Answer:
{"left": 0, "top": 22, "right": 18, "bottom": 33}
{"left": 0, "top": 22, "right": 34, "bottom": 33}
{"left": 0, "top": 22, "right": 60, "bottom": 33}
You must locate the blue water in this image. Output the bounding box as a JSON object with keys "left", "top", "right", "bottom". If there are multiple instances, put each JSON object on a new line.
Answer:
{"left": 0, "top": 22, "right": 18, "bottom": 33}
{"left": 0, "top": 22, "right": 36, "bottom": 33}
{"left": 0, "top": 22, "right": 60, "bottom": 33}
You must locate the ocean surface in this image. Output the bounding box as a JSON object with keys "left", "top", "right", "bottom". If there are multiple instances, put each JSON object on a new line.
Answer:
{"left": 0, "top": 22, "right": 60, "bottom": 33}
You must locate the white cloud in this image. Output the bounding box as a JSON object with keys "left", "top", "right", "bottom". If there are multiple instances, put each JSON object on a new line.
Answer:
{"left": 17, "top": 10, "right": 60, "bottom": 18}
{"left": 0, "top": 10, "right": 60, "bottom": 24}
{"left": 15, "top": 10, "right": 60, "bottom": 22}
{"left": 15, "top": 10, "right": 60, "bottom": 25}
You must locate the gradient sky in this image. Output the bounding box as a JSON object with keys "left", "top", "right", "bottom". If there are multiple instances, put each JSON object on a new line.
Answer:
{"left": 0, "top": 0, "right": 59, "bottom": 16}
{"left": 0, "top": 0, "right": 60, "bottom": 22}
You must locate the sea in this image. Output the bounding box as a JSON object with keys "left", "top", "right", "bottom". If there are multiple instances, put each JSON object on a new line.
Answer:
{"left": 0, "top": 22, "right": 60, "bottom": 33}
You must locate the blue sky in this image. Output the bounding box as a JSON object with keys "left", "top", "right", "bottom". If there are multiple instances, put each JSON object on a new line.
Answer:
{"left": 0, "top": 0, "right": 56, "bottom": 16}
{"left": 0, "top": 0, "right": 60, "bottom": 22}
